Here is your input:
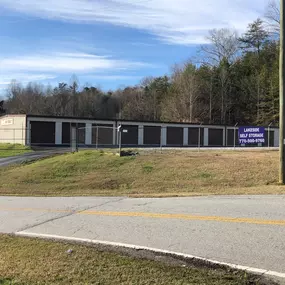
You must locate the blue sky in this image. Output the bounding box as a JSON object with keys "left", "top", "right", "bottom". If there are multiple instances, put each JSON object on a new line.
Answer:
{"left": 0, "top": 0, "right": 270, "bottom": 92}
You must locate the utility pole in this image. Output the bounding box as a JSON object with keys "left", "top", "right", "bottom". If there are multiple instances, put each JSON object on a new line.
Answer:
{"left": 280, "top": 0, "right": 285, "bottom": 184}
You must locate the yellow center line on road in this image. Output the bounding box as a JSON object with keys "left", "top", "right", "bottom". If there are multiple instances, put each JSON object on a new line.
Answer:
{"left": 80, "top": 210, "right": 285, "bottom": 226}
{"left": 1, "top": 206, "right": 285, "bottom": 226}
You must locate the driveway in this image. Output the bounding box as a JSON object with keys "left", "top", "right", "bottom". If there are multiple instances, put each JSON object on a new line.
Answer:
{"left": 0, "top": 149, "right": 69, "bottom": 167}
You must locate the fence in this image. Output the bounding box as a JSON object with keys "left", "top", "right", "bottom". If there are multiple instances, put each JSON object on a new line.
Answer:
{"left": 0, "top": 127, "right": 28, "bottom": 147}
{"left": 77, "top": 125, "right": 117, "bottom": 148}
{"left": 0, "top": 123, "right": 279, "bottom": 154}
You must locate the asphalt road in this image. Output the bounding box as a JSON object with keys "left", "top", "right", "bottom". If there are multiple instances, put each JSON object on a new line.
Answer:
{"left": 0, "top": 149, "right": 70, "bottom": 167}
{"left": 1, "top": 195, "right": 285, "bottom": 281}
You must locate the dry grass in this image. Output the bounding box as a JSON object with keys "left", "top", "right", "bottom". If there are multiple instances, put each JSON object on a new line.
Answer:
{"left": 0, "top": 149, "right": 284, "bottom": 197}
{"left": 0, "top": 234, "right": 271, "bottom": 285}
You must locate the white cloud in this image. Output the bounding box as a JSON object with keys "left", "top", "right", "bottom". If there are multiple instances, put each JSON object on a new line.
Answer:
{"left": 0, "top": 0, "right": 269, "bottom": 45}
{"left": 88, "top": 75, "right": 141, "bottom": 81}
{"left": 131, "top": 42, "right": 156, "bottom": 47}
{"left": 55, "top": 52, "right": 109, "bottom": 59}
{"left": 0, "top": 51, "right": 151, "bottom": 89}
{"left": 0, "top": 74, "right": 56, "bottom": 86}
{"left": 0, "top": 52, "right": 151, "bottom": 73}
{"left": 0, "top": 74, "right": 56, "bottom": 94}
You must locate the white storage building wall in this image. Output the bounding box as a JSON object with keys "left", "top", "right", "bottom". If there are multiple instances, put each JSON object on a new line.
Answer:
{"left": 0, "top": 115, "right": 27, "bottom": 145}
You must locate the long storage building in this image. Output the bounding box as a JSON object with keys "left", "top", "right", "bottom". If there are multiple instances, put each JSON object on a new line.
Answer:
{"left": 0, "top": 114, "right": 279, "bottom": 148}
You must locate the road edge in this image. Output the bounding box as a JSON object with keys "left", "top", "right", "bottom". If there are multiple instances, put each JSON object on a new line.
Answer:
{"left": 15, "top": 231, "right": 285, "bottom": 281}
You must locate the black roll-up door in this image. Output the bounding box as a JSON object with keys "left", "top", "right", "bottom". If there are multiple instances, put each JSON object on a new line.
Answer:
{"left": 62, "top": 122, "right": 71, "bottom": 144}
{"left": 121, "top": 125, "right": 138, "bottom": 145}
{"left": 62, "top": 122, "right": 86, "bottom": 145}
{"left": 31, "top": 121, "right": 55, "bottom": 144}
{"left": 92, "top": 124, "right": 113, "bottom": 145}
{"left": 188, "top": 127, "right": 204, "bottom": 146}
{"left": 144, "top": 126, "right": 161, "bottom": 145}
{"left": 209, "top": 129, "right": 223, "bottom": 146}
{"left": 77, "top": 123, "right": 86, "bottom": 144}
{"left": 167, "top": 127, "right": 183, "bottom": 146}
{"left": 227, "top": 129, "right": 239, "bottom": 146}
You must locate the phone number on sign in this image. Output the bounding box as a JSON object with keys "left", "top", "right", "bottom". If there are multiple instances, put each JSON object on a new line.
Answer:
{"left": 239, "top": 139, "right": 265, "bottom": 144}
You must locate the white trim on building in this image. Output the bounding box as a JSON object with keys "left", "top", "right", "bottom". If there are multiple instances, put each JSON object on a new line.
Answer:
{"left": 0, "top": 114, "right": 280, "bottom": 147}
{"left": 138, "top": 125, "right": 144, "bottom": 145}
{"left": 183, "top": 128, "right": 188, "bottom": 146}
{"left": 55, "top": 122, "right": 62, "bottom": 145}
{"left": 204, "top": 128, "right": 209, "bottom": 147}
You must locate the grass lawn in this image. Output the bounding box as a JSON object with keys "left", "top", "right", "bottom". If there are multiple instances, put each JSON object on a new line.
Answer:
{"left": 0, "top": 234, "right": 274, "bottom": 285}
{"left": 0, "top": 149, "right": 284, "bottom": 197}
{"left": 0, "top": 144, "right": 32, "bottom": 158}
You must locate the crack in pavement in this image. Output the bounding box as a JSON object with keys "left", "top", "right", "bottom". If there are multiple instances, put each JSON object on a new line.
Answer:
{"left": 168, "top": 243, "right": 180, "bottom": 249}
{"left": 18, "top": 197, "right": 126, "bottom": 233}
{"left": 133, "top": 201, "right": 154, "bottom": 207}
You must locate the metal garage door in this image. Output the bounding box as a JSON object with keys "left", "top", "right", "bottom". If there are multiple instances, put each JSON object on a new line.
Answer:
{"left": 144, "top": 126, "right": 161, "bottom": 145}
{"left": 121, "top": 125, "right": 138, "bottom": 145}
{"left": 31, "top": 121, "right": 55, "bottom": 145}
{"left": 167, "top": 127, "right": 183, "bottom": 146}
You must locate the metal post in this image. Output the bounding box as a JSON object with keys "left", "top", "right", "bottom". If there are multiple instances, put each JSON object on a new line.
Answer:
{"left": 234, "top": 123, "right": 238, "bottom": 149}
{"left": 71, "top": 126, "right": 78, "bottom": 153}
{"left": 160, "top": 126, "right": 163, "bottom": 154}
{"left": 225, "top": 126, "right": 227, "bottom": 147}
{"left": 268, "top": 122, "right": 273, "bottom": 148}
{"left": 198, "top": 123, "right": 202, "bottom": 152}
{"left": 22, "top": 123, "right": 24, "bottom": 145}
{"left": 77, "top": 126, "right": 79, "bottom": 151}
{"left": 119, "top": 131, "right": 122, "bottom": 156}
{"left": 280, "top": 0, "right": 285, "bottom": 184}
{"left": 96, "top": 126, "right": 99, "bottom": 149}
{"left": 28, "top": 124, "right": 31, "bottom": 147}
{"left": 118, "top": 125, "right": 122, "bottom": 156}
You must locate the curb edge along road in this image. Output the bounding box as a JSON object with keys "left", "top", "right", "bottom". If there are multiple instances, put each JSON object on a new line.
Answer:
{"left": 16, "top": 232, "right": 285, "bottom": 282}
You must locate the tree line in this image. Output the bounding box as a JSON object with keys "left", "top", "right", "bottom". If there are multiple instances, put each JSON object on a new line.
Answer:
{"left": 2, "top": 1, "right": 281, "bottom": 126}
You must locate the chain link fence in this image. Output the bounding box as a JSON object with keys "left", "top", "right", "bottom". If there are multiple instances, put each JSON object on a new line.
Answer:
{"left": 0, "top": 123, "right": 278, "bottom": 158}
{"left": 0, "top": 127, "right": 27, "bottom": 145}
{"left": 77, "top": 125, "right": 119, "bottom": 150}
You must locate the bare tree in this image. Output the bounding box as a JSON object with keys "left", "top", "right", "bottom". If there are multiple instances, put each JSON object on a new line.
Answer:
{"left": 162, "top": 63, "right": 200, "bottom": 123}
{"left": 70, "top": 74, "right": 79, "bottom": 116}
{"left": 5, "top": 81, "right": 48, "bottom": 115}
{"left": 140, "top": 76, "right": 170, "bottom": 121}
{"left": 51, "top": 83, "right": 72, "bottom": 116}
{"left": 200, "top": 28, "right": 239, "bottom": 66}
{"left": 119, "top": 87, "right": 146, "bottom": 120}
{"left": 200, "top": 29, "right": 239, "bottom": 124}
{"left": 265, "top": 0, "right": 280, "bottom": 35}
